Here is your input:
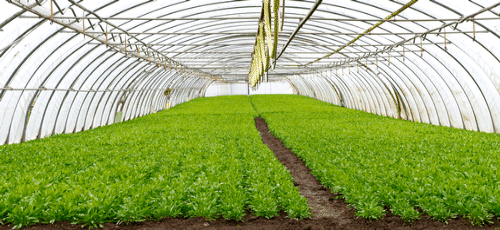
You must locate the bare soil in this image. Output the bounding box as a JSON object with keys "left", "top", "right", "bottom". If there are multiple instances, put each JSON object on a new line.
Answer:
{"left": 2, "top": 118, "right": 499, "bottom": 230}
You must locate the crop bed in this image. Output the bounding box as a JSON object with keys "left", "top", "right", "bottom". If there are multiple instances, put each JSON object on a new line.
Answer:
{"left": 252, "top": 95, "right": 500, "bottom": 225}
{"left": 0, "top": 96, "right": 309, "bottom": 229}
{"left": 2, "top": 94, "right": 500, "bottom": 229}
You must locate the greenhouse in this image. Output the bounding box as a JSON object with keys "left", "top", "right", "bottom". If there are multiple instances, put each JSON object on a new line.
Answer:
{"left": 1, "top": 0, "right": 500, "bottom": 229}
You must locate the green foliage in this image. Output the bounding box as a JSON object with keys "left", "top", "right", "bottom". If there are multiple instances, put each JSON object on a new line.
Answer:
{"left": 251, "top": 94, "right": 500, "bottom": 225}
{"left": 0, "top": 96, "right": 309, "bottom": 228}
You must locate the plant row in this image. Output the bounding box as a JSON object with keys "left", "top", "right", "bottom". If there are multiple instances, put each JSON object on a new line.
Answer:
{"left": 252, "top": 94, "right": 500, "bottom": 225}
{"left": 0, "top": 96, "right": 310, "bottom": 229}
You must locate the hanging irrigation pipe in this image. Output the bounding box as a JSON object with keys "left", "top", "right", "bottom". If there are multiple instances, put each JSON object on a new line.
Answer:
{"left": 306, "top": 1, "right": 500, "bottom": 69}
{"left": 275, "top": 0, "right": 322, "bottom": 61}
{"left": 307, "top": 0, "right": 419, "bottom": 66}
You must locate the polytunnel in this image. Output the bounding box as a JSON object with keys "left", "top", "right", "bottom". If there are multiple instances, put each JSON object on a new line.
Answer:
{"left": 1, "top": 0, "right": 500, "bottom": 145}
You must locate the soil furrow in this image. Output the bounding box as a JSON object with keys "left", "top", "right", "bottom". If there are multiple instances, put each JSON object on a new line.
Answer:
{"left": 254, "top": 117, "right": 340, "bottom": 219}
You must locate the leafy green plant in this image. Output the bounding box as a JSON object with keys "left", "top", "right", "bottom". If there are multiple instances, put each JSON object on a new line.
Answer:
{"left": 0, "top": 96, "right": 309, "bottom": 228}
{"left": 251, "top": 94, "right": 500, "bottom": 225}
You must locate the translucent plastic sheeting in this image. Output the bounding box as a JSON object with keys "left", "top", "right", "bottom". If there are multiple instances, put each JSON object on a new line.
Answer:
{"left": 205, "top": 81, "right": 294, "bottom": 97}
{"left": 1, "top": 0, "right": 500, "bottom": 145}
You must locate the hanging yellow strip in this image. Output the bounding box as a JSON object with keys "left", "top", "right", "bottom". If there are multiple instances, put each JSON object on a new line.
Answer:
{"left": 258, "top": 22, "right": 268, "bottom": 71}
{"left": 264, "top": 0, "right": 273, "bottom": 58}
{"left": 272, "top": 0, "right": 280, "bottom": 59}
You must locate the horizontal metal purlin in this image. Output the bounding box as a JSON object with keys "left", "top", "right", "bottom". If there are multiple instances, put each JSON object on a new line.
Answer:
{"left": 156, "top": 49, "right": 423, "bottom": 54}
{"left": 18, "top": 15, "right": 500, "bottom": 22}
{"left": 60, "top": 31, "right": 258, "bottom": 35}
{"left": 180, "top": 56, "right": 405, "bottom": 62}
{"left": 68, "top": 30, "right": 487, "bottom": 36}
{"left": 97, "top": 42, "right": 449, "bottom": 47}
{"left": 171, "top": 50, "right": 422, "bottom": 57}
{"left": 0, "top": 88, "right": 167, "bottom": 92}
{"left": 0, "top": 83, "right": 213, "bottom": 92}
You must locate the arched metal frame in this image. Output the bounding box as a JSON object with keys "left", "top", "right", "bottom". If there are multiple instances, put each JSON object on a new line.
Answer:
{"left": 1, "top": 0, "right": 500, "bottom": 144}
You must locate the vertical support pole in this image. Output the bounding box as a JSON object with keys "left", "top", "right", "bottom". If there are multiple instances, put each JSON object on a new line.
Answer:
{"left": 105, "top": 25, "right": 108, "bottom": 47}
{"left": 421, "top": 36, "right": 423, "bottom": 57}
{"left": 444, "top": 27, "right": 447, "bottom": 50}
{"left": 473, "top": 19, "right": 476, "bottom": 40}
{"left": 403, "top": 43, "right": 405, "bottom": 62}
{"left": 82, "top": 12, "right": 85, "bottom": 37}
{"left": 50, "top": 0, "right": 53, "bottom": 21}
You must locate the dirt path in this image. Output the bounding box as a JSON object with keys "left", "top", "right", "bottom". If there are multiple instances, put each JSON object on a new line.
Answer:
{"left": 254, "top": 117, "right": 341, "bottom": 219}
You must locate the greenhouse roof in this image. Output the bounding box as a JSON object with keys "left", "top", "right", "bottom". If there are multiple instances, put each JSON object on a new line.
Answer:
{"left": 1, "top": 0, "right": 500, "bottom": 144}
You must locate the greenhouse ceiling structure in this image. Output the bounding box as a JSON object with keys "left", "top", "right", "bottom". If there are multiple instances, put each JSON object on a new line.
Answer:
{"left": 1, "top": 0, "right": 500, "bottom": 144}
